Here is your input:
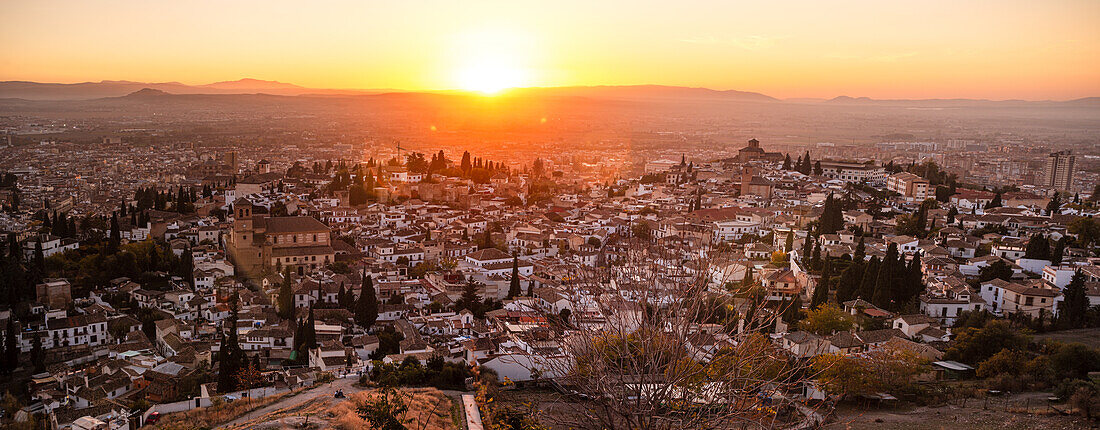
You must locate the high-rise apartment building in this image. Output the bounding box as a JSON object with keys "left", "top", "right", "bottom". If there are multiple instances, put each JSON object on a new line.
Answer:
{"left": 1043, "top": 151, "right": 1075, "bottom": 191}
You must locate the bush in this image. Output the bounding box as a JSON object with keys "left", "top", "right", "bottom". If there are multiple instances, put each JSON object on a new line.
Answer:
{"left": 977, "top": 349, "right": 1027, "bottom": 379}
{"left": 332, "top": 388, "right": 455, "bottom": 430}
{"left": 1055, "top": 379, "right": 1098, "bottom": 401}
{"left": 1070, "top": 385, "right": 1100, "bottom": 419}
{"left": 370, "top": 355, "right": 471, "bottom": 390}
{"left": 986, "top": 373, "right": 1034, "bottom": 393}
{"left": 944, "top": 320, "right": 1030, "bottom": 365}
{"left": 1048, "top": 343, "right": 1100, "bottom": 381}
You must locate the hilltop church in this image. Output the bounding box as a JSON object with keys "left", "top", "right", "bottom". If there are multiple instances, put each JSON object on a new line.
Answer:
{"left": 736, "top": 138, "right": 785, "bottom": 164}
{"left": 227, "top": 198, "right": 336, "bottom": 276}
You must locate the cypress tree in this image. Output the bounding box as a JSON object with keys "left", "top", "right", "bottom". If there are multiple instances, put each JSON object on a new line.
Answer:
{"left": 179, "top": 249, "right": 193, "bottom": 282}
{"left": 460, "top": 281, "right": 484, "bottom": 317}
{"left": 507, "top": 257, "right": 521, "bottom": 299}
{"left": 53, "top": 212, "right": 66, "bottom": 238}
{"left": 818, "top": 194, "right": 844, "bottom": 235}
{"left": 801, "top": 234, "right": 814, "bottom": 266}
{"left": 1059, "top": 271, "right": 1089, "bottom": 329}
{"left": 835, "top": 261, "right": 863, "bottom": 303}
{"left": 904, "top": 252, "right": 924, "bottom": 305}
{"left": 108, "top": 212, "right": 121, "bottom": 254}
{"left": 216, "top": 335, "right": 230, "bottom": 389}
{"left": 871, "top": 262, "right": 891, "bottom": 309}
{"left": 853, "top": 236, "right": 866, "bottom": 262}
{"left": 303, "top": 305, "right": 317, "bottom": 350}
{"left": 872, "top": 243, "right": 899, "bottom": 309}
{"left": 277, "top": 274, "right": 294, "bottom": 319}
{"left": 31, "top": 334, "right": 44, "bottom": 373}
{"left": 857, "top": 256, "right": 880, "bottom": 300}
{"left": 811, "top": 258, "right": 831, "bottom": 309}
{"left": 292, "top": 318, "right": 304, "bottom": 352}
{"left": 782, "top": 295, "right": 803, "bottom": 326}
{"left": 217, "top": 297, "right": 244, "bottom": 392}
{"left": 7, "top": 234, "right": 18, "bottom": 262}
{"left": 33, "top": 241, "right": 44, "bottom": 274}
{"left": 985, "top": 192, "right": 1002, "bottom": 209}
{"left": 355, "top": 272, "right": 379, "bottom": 329}
{"left": 1052, "top": 237, "right": 1067, "bottom": 265}
{"left": 1024, "top": 234, "right": 1051, "bottom": 260}
{"left": 1046, "top": 193, "right": 1061, "bottom": 215}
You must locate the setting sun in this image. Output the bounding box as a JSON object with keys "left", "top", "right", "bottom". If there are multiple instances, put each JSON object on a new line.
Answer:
{"left": 449, "top": 27, "right": 533, "bottom": 94}
{"left": 456, "top": 59, "right": 527, "bottom": 94}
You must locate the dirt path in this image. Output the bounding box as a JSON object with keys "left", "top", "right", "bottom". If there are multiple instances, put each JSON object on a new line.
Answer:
{"left": 220, "top": 375, "right": 363, "bottom": 429}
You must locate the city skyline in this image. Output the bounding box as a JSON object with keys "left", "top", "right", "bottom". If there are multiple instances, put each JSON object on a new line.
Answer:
{"left": 0, "top": 2, "right": 1098, "bottom": 429}
{"left": 2, "top": 0, "right": 1099, "bottom": 100}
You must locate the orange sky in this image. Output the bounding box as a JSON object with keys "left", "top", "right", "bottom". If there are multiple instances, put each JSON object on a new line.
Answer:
{"left": 1, "top": 1, "right": 1098, "bottom": 100}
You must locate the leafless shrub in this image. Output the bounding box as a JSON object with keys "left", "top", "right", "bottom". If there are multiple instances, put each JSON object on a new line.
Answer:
{"left": 515, "top": 237, "right": 815, "bottom": 429}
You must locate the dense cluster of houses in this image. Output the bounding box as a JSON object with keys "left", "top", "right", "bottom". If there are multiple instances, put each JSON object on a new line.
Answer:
{"left": 2, "top": 139, "right": 1098, "bottom": 428}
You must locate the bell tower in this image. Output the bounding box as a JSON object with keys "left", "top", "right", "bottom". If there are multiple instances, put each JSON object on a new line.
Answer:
{"left": 233, "top": 198, "right": 253, "bottom": 232}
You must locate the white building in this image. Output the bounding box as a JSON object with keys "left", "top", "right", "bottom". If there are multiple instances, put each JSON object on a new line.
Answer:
{"left": 818, "top": 161, "right": 886, "bottom": 184}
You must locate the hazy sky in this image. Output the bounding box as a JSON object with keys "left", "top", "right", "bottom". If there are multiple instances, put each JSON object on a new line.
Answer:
{"left": 2, "top": 0, "right": 1098, "bottom": 99}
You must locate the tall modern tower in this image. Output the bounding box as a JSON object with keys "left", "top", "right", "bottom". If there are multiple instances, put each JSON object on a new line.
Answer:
{"left": 1043, "top": 151, "right": 1075, "bottom": 191}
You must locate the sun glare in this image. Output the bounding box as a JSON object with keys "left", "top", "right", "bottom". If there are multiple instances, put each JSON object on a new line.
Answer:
{"left": 456, "top": 59, "right": 526, "bottom": 94}
{"left": 450, "top": 27, "right": 533, "bottom": 95}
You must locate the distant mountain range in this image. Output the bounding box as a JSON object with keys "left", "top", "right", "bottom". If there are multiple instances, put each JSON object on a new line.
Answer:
{"left": 0, "top": 78, "right": 1096, "bottom": 107}
{"left": 0, "top": 78, "right": 388, "bottom": 100}
{"left": 503, "top": 85, "right": 778, "bottom": 102}
{"left": 824, "top": 95, "right": 1100, "bottom": 108}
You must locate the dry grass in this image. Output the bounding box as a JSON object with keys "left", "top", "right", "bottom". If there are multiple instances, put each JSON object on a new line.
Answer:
{"left": 189, "top": 387, "right": 459, "bottom": 430}
{"left": 220, "top": 395, "right": 335, "bottom": 430}
{"left": 828, "top": 402, "right": 1096, "bottom": 430}
{"left": 1034, "top": 328, "right": 1100, "bottom": 349}
{"left": 328, "top": 388, "right": 458, "bottom": 430}
{"left": 148, "top": 388, "right": 305, "bottom": 430}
